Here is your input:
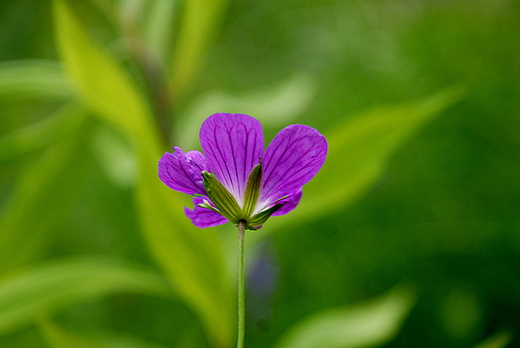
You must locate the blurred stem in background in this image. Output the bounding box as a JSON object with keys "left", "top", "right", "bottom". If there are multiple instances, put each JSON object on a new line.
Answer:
{"left": 120, "top": 0, "right": 174, "bottom": 144}
{"left": 118, "top": 0, "right": 232, "bottom": 144}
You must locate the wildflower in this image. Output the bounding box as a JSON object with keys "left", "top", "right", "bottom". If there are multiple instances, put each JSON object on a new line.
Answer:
{"left": 158, "top": 113, "right": 327, "bottom": 230}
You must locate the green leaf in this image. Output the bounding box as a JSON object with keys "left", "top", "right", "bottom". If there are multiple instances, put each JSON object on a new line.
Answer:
{"left": 0, "top": 257, "right": 171, "bottom": 336}
{"left": 53, "top": 0, "right": 159, "bottom": 148}
{"left": 136, "top": 152, "right": 234, "bottom": 348}
{"left": 0, "top": 59, "right": 72, "bottom": 100}
{"left": 91, "top": 125, "right": 137, "bottom": 189}
{"left": 53, "top": 3, "right": 234, "bottom": 345}
{"left": 141, "top": 0, "right": 178, "bottom": 60}
{"left": 0, "top": 103, "right": 82, "bottom": 161}
{"left": 273, "top": 87, "right": 465, "bottom": 229}
{"left": 38, "top": 317, "right": 170, "bottom": 348}
{"left": 474, "top": 330, "right": 513, "bottom": 348}
{"left": 38, "top": 317, "right": 103, "bottom": 348}
{"left": 177, "top": 73, "right": 315, "bottom": 149}
{"left": 54, "top": 0, "right": 234, "bottom": 347}
{"left": 273, "top": 286, "right": 416, "bottom": 348}
{"left": 0, "top": 106, "right": 88, "bottom": 273}
{"left": 170, "top": 0, "right": 231, "bottom": 95}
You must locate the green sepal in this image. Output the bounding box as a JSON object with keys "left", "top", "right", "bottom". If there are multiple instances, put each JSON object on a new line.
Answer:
{"left": 202, "top": 171, "right": 241, "bottom": 223}
{"left": 246, "top": 203, "right": 283, "bottom": 230}
{"left": 201, "top": 167, "right": 282, "bottom": 230}
{"left": 198, "top": 199, "right": 221, "bottom": 215}
{"left": 242, "top": 162, "right": 262, "bottom": 219}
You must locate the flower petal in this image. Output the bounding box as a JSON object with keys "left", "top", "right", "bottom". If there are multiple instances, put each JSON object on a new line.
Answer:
{"left": 271, "top": 190, "right": 303, "bottom": 217}
{"left": 260, "top": 125, "right": 327, "bottom": 205}
{"left": 185, "top": 150, "right": 208, "bottom": 170}
{"left": 199, "top": 113, "right": 264, "bottom": 205}
{"left": 158, "top": 147, "right": 208, "bottom": 195}
{"left": 184, "top": 196, "right": 229, "bottom": 228}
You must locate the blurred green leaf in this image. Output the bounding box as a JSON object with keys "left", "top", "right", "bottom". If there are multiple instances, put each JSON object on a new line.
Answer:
{"left": 440, "top": 287, "right": 483, "bottom": 342}
{"left": 0, "top": 60, "right": 72, "bottom": 100}
{"left": 142, "top": 0, "right": 178, "bottom": 60}
{"left": 0, "top": 104, "right": 82, "bottom": 161}
{"left": 39, "top": 317, "right": 103, "bottom": 348}
{"left": 91, "top": 125, "right": 136, "bottom": 189}
{"left": 0, "top": 257, "right": 171, "bottom": 336}
{"left": 136, "top": 152, "right": 234, "bottom": 348}
{"left": 170, "top": 0, "right": 230, "bottom": 95}
{"left": 39, "top": 317, "right": 170, "bottom": 348}
{"left": 272, "top": 87, "right": 465, "bottom": 229}
{"left": 474, "top": 330, "right": 512, "bottom": 348}
{"left": 0, "top": 106, "right": 88, "bottom": 273}
{"left": 53, "top": 2, "right": 234, "bottom": 346}
{"left": 177, "top": 73, "right": 316, "bottom": 148}
{"left": 119, "top": 0, "right": 178, "bottom": 66}
{"left": 101, "top": 337, "right": 169, "bottom": 348}
{"left": 273, "top": 286, "right": 415, "bottom": 348}
{"left": 53, "top": 0, "right": 159, "bottom": 147}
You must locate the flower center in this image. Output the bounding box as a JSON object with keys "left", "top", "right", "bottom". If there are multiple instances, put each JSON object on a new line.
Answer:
{"left": 200, "top": 163, "right": 282, "bottom": 229}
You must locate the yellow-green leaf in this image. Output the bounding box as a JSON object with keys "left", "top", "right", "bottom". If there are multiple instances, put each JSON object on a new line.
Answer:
{"left": 273, "top": 87, "right": 465, "bottom": 229}
{"left": 142, "top": 0, "right": 178, "bottom": 60}
{"left": 474, "top": 330, "right": 513, "bottom": 348}
{"left": 0, "top": 103, "right": 82, "bottom": 161}
{"left": 38, "top": 318, "right": 103, "bottom": 348}
{"left": 53, "top": 2, "right": 234, "bottom": 346}
{"left": 274, "top": 286, "right": 416, "bottom": 348}
{"left": 38, "top": 317, "right": 170, "bottom": 348}
{"left": 0, "top": 59, "right": 71, "bottom": 100}
{"left": 53, "top": 0, "right": 158, "bottom": 149}
{"left": 0, "top": 106, "right": 88, "bottom": 273}
{"left": 0, "top": 257, "right": 171, "bottom": 336}
{"left": 170, "top": 0, "right": 231, "bottom": 96}
{"left": 136, "top": 151, "right": 234, "bottom": 348}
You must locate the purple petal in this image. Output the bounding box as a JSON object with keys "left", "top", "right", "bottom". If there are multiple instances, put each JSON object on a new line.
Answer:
{"left": 184, "top": 196, "right": 229, "bottom": 228}
{"left": 185, "top": 150, "right": 208, "bottom": 170}
{"left": 260, "top": 125, "right": 327, "bottom": 205}
{"left": 158, "top": 147, "right": 208, "bottom": 195}
{"left": 199, "top": 113, "right": 264, "bottom": 204}
{"left": 271, "top": 190, "right": 303, "bottom": 217}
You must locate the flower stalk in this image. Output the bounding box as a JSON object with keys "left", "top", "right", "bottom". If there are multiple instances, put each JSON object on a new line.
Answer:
{"left": 237, "top": 220, "right": 246, "bottom": 348}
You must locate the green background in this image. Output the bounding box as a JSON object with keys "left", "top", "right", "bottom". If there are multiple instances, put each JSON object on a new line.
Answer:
{"left": 0, "top": 0, "right": 518, "bottom": 347}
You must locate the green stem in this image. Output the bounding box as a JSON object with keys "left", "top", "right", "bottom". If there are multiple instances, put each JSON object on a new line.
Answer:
{"left": 237, "top": 220, "right": 246, "bottom": 348}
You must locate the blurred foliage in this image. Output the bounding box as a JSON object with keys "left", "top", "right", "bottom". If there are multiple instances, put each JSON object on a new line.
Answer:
{"left": 272, "top": 286, "right": 415, "bottom": 348}
{"left": 0, "top": 0, "right": 519, "bottom": 347}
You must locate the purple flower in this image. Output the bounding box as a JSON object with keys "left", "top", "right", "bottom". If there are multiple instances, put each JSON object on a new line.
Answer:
{"left": 158, "top": 113, "right": 327, "bottom": 230}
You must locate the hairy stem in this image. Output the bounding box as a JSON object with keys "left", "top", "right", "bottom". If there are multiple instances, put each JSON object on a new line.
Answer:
{"left": 237, "top": 220, "right": 246, "bottom": 348}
